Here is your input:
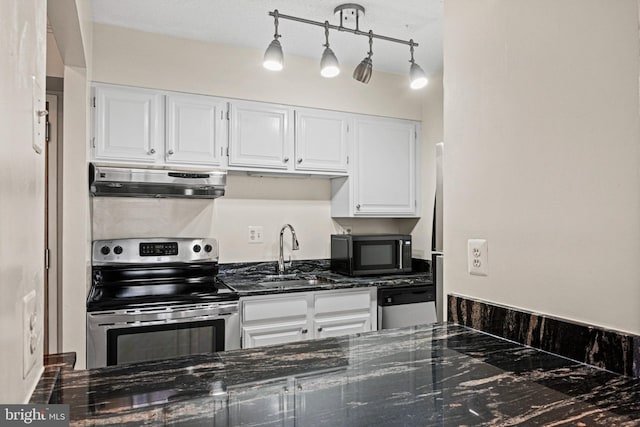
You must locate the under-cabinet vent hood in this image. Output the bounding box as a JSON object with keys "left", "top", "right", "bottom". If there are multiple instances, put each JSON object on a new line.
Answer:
{"left": 89, "top": 163, "right": 226, "bottom": 199}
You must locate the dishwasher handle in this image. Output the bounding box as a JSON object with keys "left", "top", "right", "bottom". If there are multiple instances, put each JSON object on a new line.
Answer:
{"left": 378, "top": 285, "right": 435, "bottom": 306}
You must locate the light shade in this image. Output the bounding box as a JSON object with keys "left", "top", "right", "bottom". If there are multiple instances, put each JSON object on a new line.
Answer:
{"left": 409, "top": 62, "right": 428, "bottom": 89}
{"left": 320, "top": 47, "right": 340, "bottom": 78}
{"left": 353, "top": 56, "right": 373, "bottom": 84}
{"left": 263, "top": 39, "right": 284, "bottom": 71}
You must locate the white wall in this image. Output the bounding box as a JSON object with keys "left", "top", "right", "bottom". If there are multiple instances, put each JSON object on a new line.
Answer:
{"left": 48, "top": 0, "right": 94, "bottom": 369}
{"left": 413, "top": 70, "right": 444, "bottom": 259}
{"left": 444, "top": 0, "right": 640, "bottom": 334}
{"left": 0, "top": 0, "right": 46, "bottom": 403}
{"left": 90, "top": 24, "right": 428, "bottom": 263}
{"left": 46, "top": 31, "right": 64, "bottom": 78}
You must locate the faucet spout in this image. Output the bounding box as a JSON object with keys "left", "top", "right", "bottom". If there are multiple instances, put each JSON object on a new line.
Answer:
{"left": 278, "top": 224, "right": 299, "bottom": 275}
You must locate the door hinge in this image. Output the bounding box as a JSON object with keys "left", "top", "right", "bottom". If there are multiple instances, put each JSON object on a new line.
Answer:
{"left": 91, "top": 137, "right": 95, "bottom": 148}
{"left": 346, "top": 155, "right": 349, "bottom": 164}
{"left": 92, "top": 97, "right": 96, "bottom": 108}
{"left": 226, "top": 147, "right": 230, "bottom": 157}
{"left": 45, "top": 248, "right": 50, "bottom": 270}
{"left": 346, "top": 124, "right": 350, "bottom": 133}
{"left": 226, "top": 110, "right": 230, "bottom": 120}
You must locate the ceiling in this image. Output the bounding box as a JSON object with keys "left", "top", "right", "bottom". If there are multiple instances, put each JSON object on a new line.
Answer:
{"left": 90, "top": 0, "right": 443, "bottom": 77}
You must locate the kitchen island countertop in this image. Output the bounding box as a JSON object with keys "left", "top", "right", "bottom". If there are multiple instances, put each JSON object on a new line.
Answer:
{"left": 33, "top": 323, "right": 640, "bottom": 426}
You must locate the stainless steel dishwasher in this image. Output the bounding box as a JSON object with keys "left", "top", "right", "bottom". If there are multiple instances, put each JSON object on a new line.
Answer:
{"left": 377, "top": 284, "right": 437, "bottom": 329}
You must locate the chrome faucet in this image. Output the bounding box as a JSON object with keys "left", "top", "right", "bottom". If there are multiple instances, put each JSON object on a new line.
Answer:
{"left": 278, "top": 224, "right": 299, "bottom": 275}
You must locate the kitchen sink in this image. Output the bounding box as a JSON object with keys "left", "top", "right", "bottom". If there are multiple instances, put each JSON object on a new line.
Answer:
{"left": 258, "top": 275, "right": 336, "bottom": 289}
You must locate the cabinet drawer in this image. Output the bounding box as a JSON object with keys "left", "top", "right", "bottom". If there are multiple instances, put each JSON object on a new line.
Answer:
{"left": 314, "top": 290, "right": 371, "bottom": 315}
{"left": 243, "top": 296, "right": 308, "bottom": 322}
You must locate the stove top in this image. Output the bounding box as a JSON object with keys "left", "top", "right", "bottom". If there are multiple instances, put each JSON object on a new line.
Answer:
{"left": 87, "top": 277, "right": 237, "bottom": 311}
{"left": 88, "top": 238, "right": 238, "bottom": 312}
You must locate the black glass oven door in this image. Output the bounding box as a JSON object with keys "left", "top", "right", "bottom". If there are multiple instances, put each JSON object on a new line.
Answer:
{"left": 106, "top": 319, "right": 225, "bottom": 366}
{"left": 353, "top": 240, "right": 398, "bottom": 272}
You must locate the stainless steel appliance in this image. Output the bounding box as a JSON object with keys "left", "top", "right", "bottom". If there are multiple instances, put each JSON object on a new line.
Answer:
{"left": 87, "top": 238, "right": 239, "bottom": 369}
{"left": 431, "top": 142, "right": 444, "bottom": 321}
{"left": 377, "top": 285, "right": 437, "bottom": 329}
{"left": 330, "top": 234, "right": 412, "bottom": 276}
{"left": 89, "top": 163, "right": 227, "bottom": 199}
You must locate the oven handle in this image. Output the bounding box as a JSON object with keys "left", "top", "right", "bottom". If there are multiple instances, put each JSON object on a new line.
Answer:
{"left": 92, "top": 311, "right": 238, "bottom": 328}
{"left": 89, "top": 303, "right": 238, "bottom": 326}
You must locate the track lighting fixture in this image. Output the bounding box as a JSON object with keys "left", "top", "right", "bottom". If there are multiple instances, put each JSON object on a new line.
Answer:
{"left": 263, "top": 10, "right": 283, "bottom": 71}
{"left": 320, "top": 21, "right": 340, "bottom": 78}
{"left": 408, "top": 41, "right": 428, "bottom": 89}
{"left": 353, "top": 31, "right": 374, "bottom": 84}
{"left": 263, "top": 4, "right": 428, "bottom": 89}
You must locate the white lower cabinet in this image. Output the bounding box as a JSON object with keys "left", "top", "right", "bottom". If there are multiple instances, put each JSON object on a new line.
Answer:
{"left": 240, "top": 288, "right": 377, "bottom": 349}
{"left": 228, "top": 378, "right": 294, "bottom": 427}
{"left": 242, "top": 320, "right": 310, "bottom": 348}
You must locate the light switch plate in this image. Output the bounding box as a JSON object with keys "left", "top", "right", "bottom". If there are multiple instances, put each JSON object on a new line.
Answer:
{"left": 31, "top": 76, "right": 44, "bottom": 155}
{"left": 468, "top": 239, "right": 488, "bottom": 276}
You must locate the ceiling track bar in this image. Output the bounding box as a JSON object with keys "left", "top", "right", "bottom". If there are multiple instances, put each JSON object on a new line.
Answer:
{"left": 268, "top": 10, "right": 418, "bottom": 47}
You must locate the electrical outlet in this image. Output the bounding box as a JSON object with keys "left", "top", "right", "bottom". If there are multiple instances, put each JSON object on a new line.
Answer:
{"left": 23, "top": 290, "right": 39, "bottom": 378}
{"left": 468, "top": 239, "right": 488, "bottom": 276}
{"left": 248, "top": 226, "right": 264, "bottom": 244}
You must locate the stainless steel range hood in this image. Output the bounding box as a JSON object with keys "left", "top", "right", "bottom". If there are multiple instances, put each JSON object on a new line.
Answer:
{"left": 89, "top": 163, "right": 226, "bottom": 199}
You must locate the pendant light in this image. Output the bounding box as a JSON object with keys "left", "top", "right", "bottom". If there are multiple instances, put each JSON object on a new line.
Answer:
{"left": 263, "top": 10, "right": 283, "bottom": 71}
{"left": 353, "top": 31, "right": 373, "bottom": 84}
{"left": 408, "top": 41, "right": 428, "bottom": 89}
{"left": 320, "top": 21, "right": 340, "bottom": 78}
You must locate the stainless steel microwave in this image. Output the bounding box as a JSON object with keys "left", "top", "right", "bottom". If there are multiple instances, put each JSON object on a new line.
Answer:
{"left": 330, "top": 234, "right": 412, "bottom": 276}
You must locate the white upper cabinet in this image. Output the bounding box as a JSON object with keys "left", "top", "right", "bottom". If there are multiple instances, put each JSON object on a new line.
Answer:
{"left": 228, "top": 100, "right": 293, "bottom": 170}
{"left": 93, "top": 85, "right": 163, "bottom": 163}
{"left": 165, "top": 94, "right": 226, "bottom": 166}
{"left": 294, "top": 108, "right": 350, "bottom": 173}
{"left": 332, "top": 116, "right": 420, "bottom": 217}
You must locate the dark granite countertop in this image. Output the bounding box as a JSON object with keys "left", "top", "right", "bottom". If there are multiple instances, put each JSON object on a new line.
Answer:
{"left": 33, "top": 323, "right": 640, "bottom": 426}
{"left": 219, "top": 259, "right": 432, "bottom": 296}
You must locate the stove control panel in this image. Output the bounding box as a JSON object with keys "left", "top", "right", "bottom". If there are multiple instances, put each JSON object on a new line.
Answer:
{"left": 92, "top": 238, "right": 218, "bottom": 265}
{"left": 140, "top": 242, "right": 178, "bottom": 257}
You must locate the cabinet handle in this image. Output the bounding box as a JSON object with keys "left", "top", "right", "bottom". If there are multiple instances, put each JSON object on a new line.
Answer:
{"left": 297, "top": 158, "right": 303, "bottom": 164}
{"left": 284, "top": 387, "right": 289, "bottom": 393}
{"left": 167, "top": 149, "right": 174, "bottom": 155}
{"left": 283, "top": 157, "right": 289, "bottom": 163}
{"left": 301, "top": 329, "right": 308, "bottom": 334}
{"left": 317, "top": 327, "right": 323, "bottom": 332}
{"left": 356, "top": 204, "right": 361, "bottom": 210}
{"left": 148, "top": 148, "right": 156, "bottom": 155}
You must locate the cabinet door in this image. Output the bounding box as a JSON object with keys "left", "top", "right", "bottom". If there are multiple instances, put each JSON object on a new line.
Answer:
{"left": 314, "top": 313, "right": 372, "bottom": 338}
{"left": 242, "top": 321, "right": 310, "bottom": 349}
{"left": 294, "top": 108, "right": 349, "bottom": 173}
{"left": 228, "top": 101, "right": 292, "bottom": 169}
{"left": 353, "top": 118, "right": 417, "bottom": 216}
{"left": 294, "top": 375, "right": 350, "bottom": 426}
{"left": 313, "top": 289, "right": 375, "bottom": 338}
{"left": 228, "top": 380, "right": 294, "bottom": 427}
{"left": 93, "top": 85, "right": 163, "bottom": 163}
{"left": 241, "top": 294, "right": 310, "bottom": 349}
{"left": 165, "top": 94, "right": 226, "bottom": 166}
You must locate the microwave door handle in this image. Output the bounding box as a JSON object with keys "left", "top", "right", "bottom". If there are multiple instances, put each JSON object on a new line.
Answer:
{"left": 398, "top": 240, "right": 403, "bottom": 269}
